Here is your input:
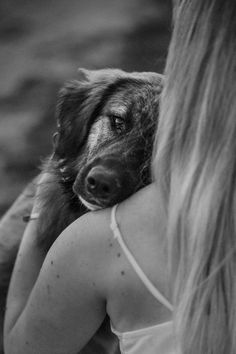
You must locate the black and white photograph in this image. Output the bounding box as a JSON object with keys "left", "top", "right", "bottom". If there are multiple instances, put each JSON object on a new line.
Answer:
{"left": 0, "top": 1, "right": 235, "bottom": 353}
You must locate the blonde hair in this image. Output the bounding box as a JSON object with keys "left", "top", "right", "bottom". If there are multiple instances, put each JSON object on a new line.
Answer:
{"left": 154, "top": 1, "right": 236, "bottom": 353}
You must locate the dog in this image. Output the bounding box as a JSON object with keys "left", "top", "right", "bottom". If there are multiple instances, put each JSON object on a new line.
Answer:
{"left": 37, "top": 68, "right": 163, "bottom": 251}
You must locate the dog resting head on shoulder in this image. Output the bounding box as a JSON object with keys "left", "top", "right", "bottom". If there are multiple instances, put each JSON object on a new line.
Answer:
{"left": 37, "top": 68, "right": 163, "bottom": 251}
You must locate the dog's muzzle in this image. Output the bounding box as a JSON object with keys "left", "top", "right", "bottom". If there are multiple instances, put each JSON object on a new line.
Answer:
{"left": 72, "top": 156, "right": 136, "bottom": 210}
{"left": 85, "top": 166, "right": 121, "bottom": 198}
{"left": 73, "top": 164, "right": 123, "bottom": 208}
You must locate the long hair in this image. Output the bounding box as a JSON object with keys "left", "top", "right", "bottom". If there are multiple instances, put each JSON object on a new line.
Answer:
{"left": 153, "top": 1, "right": 236, "bottom": 353}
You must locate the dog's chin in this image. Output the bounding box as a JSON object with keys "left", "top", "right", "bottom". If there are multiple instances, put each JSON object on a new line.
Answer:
{"left": 78, "top": 195, "right": 103, "bottom": 211}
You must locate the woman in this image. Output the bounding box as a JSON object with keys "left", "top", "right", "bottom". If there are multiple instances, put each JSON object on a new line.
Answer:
{"left": 4, "top": 1, "right": 236, "bottom": 354}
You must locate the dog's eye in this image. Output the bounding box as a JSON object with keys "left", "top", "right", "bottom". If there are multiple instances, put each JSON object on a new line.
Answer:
{"left": 111, "top": 115, "right": 126, "bottom": 134}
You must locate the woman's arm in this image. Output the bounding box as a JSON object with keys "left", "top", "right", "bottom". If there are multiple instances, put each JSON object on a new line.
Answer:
{"left": 4, "top": 210, "right": 110, "bottom": 354}
{"left": 0, "top": 179, "right": 36, "bottom": 290}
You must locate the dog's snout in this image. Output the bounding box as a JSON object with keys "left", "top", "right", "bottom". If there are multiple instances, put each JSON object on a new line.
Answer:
{"left": 86, "top": 166, "right": 120, "bottom": 198}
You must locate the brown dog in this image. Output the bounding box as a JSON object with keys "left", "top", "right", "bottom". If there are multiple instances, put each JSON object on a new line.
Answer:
{"left": 0, "top": 68, "right": 163, "bottom": 354}
{"left": 37, "top": 68, "right": 162, "bottom": 251}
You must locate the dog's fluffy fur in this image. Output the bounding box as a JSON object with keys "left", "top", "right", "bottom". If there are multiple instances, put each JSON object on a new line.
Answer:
{"left": 37, "top": 68, "right": 163, "bottom": 251}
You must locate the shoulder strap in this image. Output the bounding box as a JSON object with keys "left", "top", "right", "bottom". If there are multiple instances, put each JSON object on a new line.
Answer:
{"left": 110, "top": 205, "right": 173, "bottom": 311}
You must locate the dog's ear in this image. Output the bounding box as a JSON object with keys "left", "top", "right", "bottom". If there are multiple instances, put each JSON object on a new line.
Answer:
{"left": 54, "top": 69, "right": 121, "bottom": 158}
{"left": 54, "top": 69, "right": 103, "bottom": 158}
{"left": 77, "top": 67, "right": 127, "bottom": 82}
{"left": 76, "top": 68, "right": 95, "bottom": 82}
{"left": 54, "top": 79, "right": 89, "bottom": 157}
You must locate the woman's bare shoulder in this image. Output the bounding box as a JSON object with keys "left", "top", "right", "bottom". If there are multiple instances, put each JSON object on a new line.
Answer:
{"left": 115, "top": 183, "right": 168, "bottom": 288}
{"left": 51, "top": 207, "right": 113, "bottom": 267}
{"left": 48, "top": 183, "right": 164, "bottom": 293}
{"left": 57, "top": 183, "right": 162, "bottom": 254}
{"left": 118, "top": 183, "right": 165, "bottom": 238}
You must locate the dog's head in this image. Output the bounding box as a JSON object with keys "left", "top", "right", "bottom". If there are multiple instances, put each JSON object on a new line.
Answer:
{"left": 52, "top": 68, "right": 162, "bottom": 211}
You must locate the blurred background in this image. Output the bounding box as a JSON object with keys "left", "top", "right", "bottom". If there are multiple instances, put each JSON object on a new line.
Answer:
{"left": 0, "top": 0, "right": 172, "bottom": 217}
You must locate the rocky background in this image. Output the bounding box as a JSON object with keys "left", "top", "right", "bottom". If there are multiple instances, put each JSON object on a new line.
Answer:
{"left": 0, "top": 0, "right": 172, "bottom": 217}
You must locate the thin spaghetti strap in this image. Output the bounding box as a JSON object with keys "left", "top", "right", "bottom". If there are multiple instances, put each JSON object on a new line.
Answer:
{"left": 110, "top": 205, "right": 173, "bottom": 311}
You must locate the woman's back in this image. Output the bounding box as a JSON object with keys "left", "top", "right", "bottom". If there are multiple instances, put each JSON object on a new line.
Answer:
{"left": 98, "top": 184, "right": 176, "bottom": 353}
{"left": 105, "top": 184, "right": 171, "bottom": 332}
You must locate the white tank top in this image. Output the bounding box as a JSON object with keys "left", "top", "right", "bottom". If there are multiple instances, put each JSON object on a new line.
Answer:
{"left": 109, "top": 204, "right": 179, "bottom": 354}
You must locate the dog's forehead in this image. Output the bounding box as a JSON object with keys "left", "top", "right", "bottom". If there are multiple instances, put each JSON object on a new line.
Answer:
{"left": 87, "top": 116, "right": 112, "bottom": 154}
{"left": 101, "top": 79, "right": 161, "bottom": 116}
{"left": 75, "top": 70, "right": 162, "bottom": 120}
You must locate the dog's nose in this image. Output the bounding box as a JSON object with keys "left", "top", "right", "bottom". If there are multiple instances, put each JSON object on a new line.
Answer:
{"left": 86, "top": 166, "right": 120, "bottom": 198}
